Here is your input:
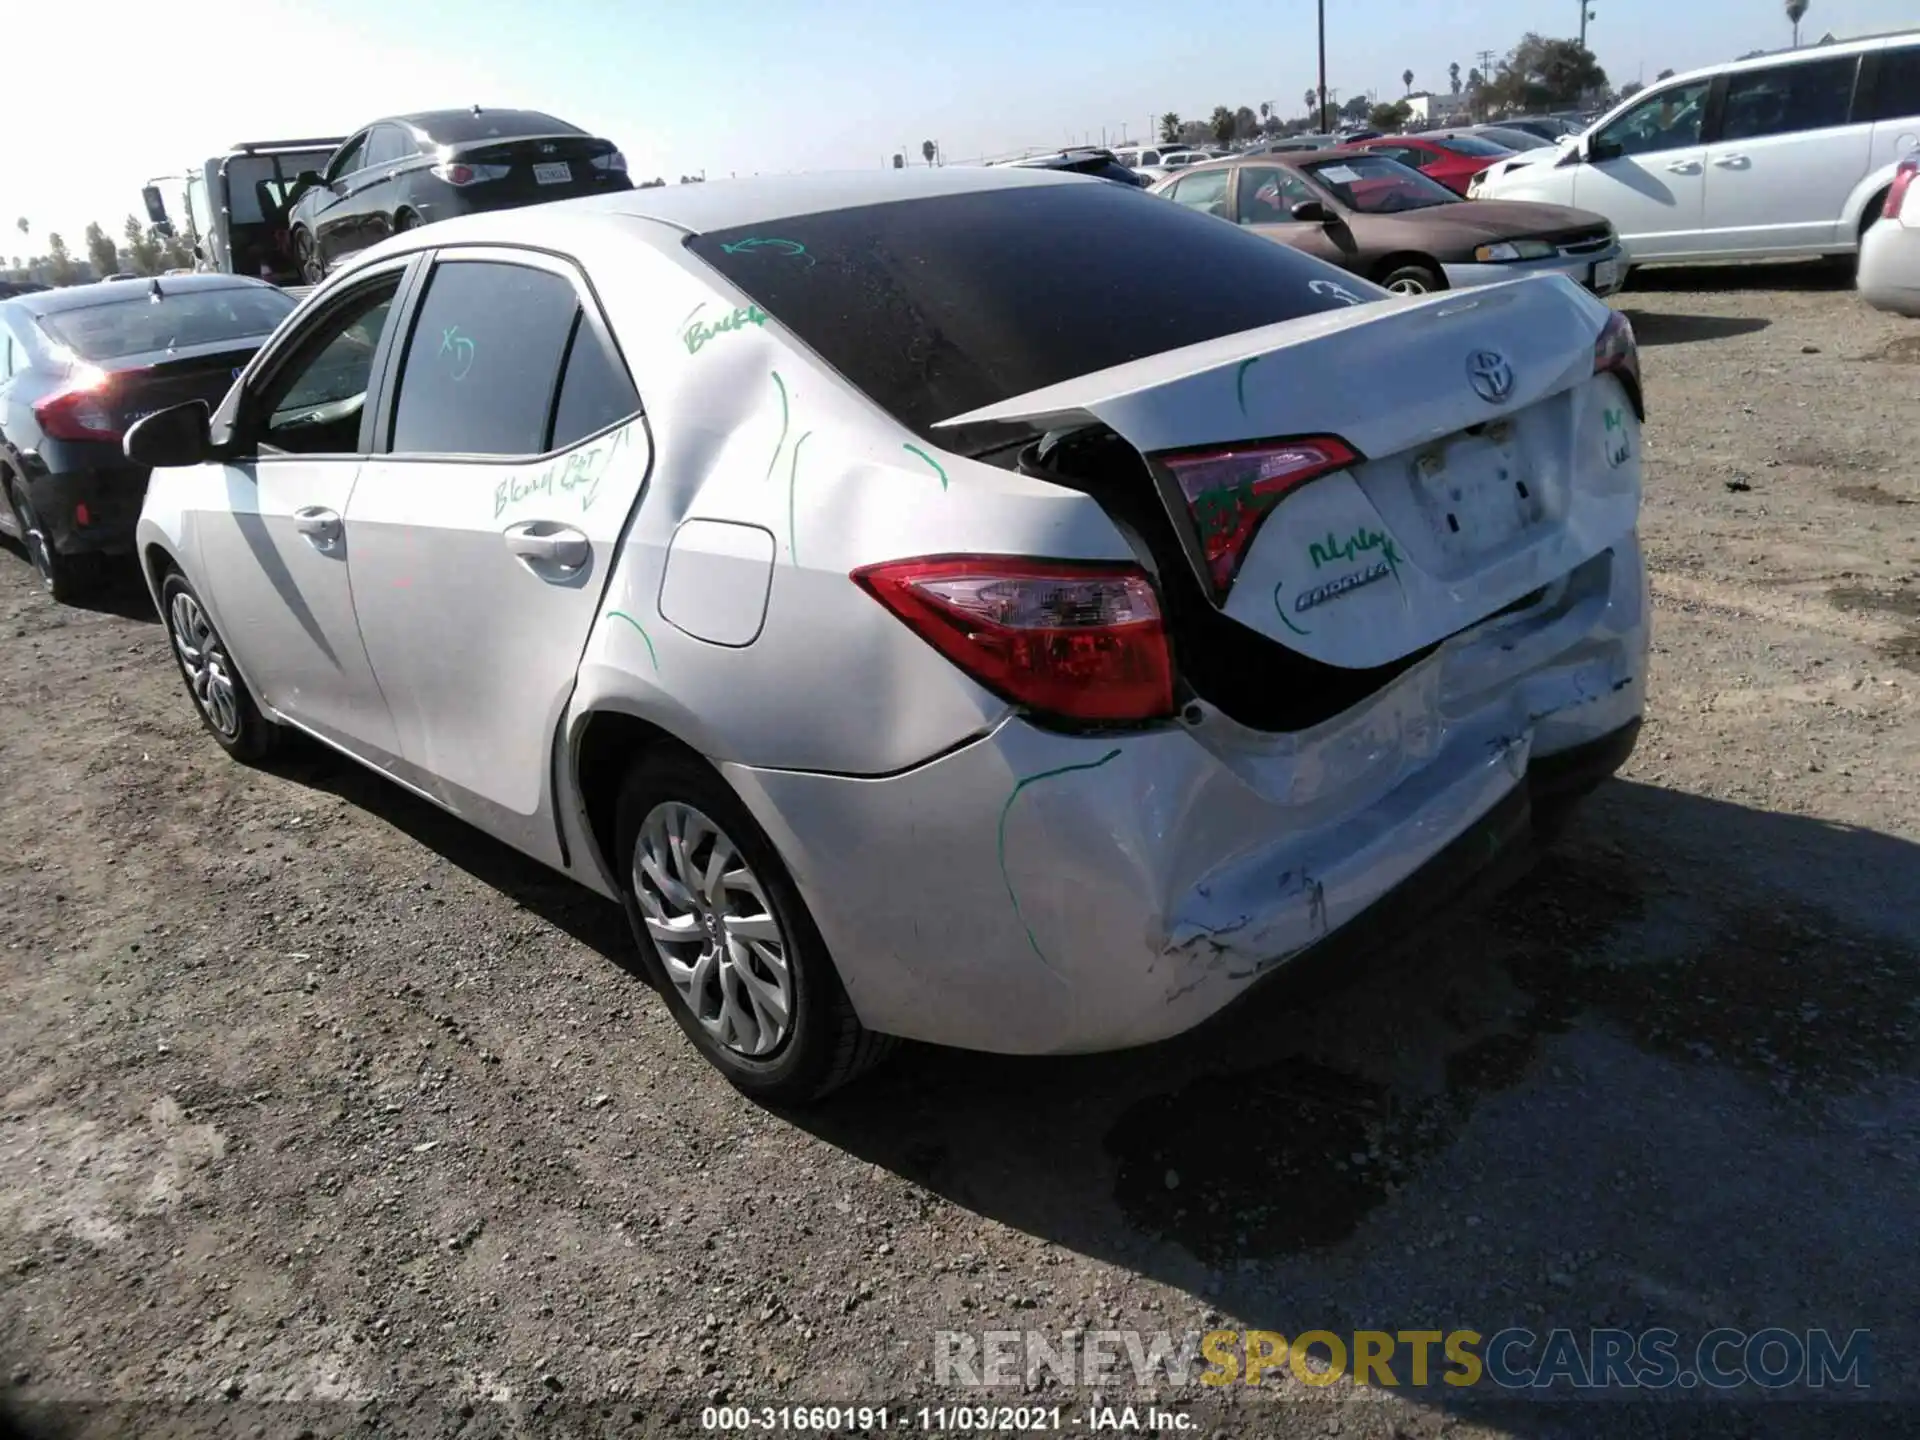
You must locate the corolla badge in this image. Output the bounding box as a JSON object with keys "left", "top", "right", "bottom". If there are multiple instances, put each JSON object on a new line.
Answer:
{"left": 1466, "top": 349, "right": 1514, "bottom": 403}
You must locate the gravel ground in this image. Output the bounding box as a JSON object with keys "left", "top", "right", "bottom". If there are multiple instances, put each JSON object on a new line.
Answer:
{"left": 2, "top": 262, "right": 1917, "bottom": 1439}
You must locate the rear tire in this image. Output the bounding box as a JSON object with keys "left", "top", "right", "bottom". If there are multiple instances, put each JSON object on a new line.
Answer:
{"left": 8, "top": 480, "right": 101, "bottom": 604}
{"left": 393, "top": 210, "right": 418, "bottom": 233}
{"left": 158, "top": 569, "right": 281, "bottom": 762}
{"left": 1379, "top": 261, "right": 1444, "bottom": 295}
{"left": 614, "top": 747, "right": 894, "bottom": 1104}
{"left": 293, "top": 228, "right": 323, "bottom": 286}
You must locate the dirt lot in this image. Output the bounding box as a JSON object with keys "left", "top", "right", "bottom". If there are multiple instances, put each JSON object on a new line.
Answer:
{"left": 2, "top": 264, "right": 1917, "bottom": 1439}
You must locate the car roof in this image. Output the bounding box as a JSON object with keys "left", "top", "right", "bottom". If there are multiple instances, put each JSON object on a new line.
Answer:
{"left": 386, "top": 108, "right": 588, "bottom": 144}
{"left": 349, "top": 166, "right": 1086, "bottom": 261}
{"left": 1626, "top": 28, "right": 1915, "bottom": 94}
{"left": 4, "top": 274, "right": 281, "bottom": 317}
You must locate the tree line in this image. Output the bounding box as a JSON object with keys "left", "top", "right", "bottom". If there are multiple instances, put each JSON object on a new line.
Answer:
{"left": 1158, "top": 33, "right": 1624, "bottom": 147}
{"left": 8, "top": 215, "right": 196, "bottom": 287}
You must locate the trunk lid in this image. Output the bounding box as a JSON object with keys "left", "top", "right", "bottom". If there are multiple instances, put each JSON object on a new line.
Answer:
{"left": 450, "top": 133, "right": 629, "bottom": 201}
{"left": 939, "top": 274, "right": 1640, "bottom": 672}
{"left": 100, "top": 338, "right": 262, "bottom": 433}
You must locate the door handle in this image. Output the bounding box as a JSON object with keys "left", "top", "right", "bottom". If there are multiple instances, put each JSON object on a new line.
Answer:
{"left": 503, "top": 519, "right": 591, "bottom": 574}
{"left": 1712, "top": 154, "right": 1750, "bottom": 169}
{"left": 293, "top": 506, "right": 342, "bottom": 545}
{"left": 1665, "top": 160, "right": 1701, "bottom": 174}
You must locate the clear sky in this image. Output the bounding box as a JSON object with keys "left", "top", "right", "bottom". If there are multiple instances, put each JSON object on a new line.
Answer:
{"left": 5, "top": 0, "right": 1914, "bottom": 256}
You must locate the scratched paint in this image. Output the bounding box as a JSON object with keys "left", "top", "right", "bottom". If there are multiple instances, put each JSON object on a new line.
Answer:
{"left": 604, "top": 609, "right": 659, "bottom": 672}
{"left": 766, "top": 371, "right": 790, "bottom": 481}
{"left": 996, "top": 748, "right": 1124, "bottom": 968}
{"left": 683, "top": 305, "right": 769, "bottom": 354}
{"left": 901, "top": 442, "right": 948, "bottom": 491}
{"left": 786, "top": 431, "right": 813, "bottom": 562}
{"left": 493, "top": 424, "right": 631, "bottom": 519}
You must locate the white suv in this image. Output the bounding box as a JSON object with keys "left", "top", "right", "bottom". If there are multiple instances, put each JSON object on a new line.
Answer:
{"left": 1473, "top": 31, "right": 1920, "bottom": 266}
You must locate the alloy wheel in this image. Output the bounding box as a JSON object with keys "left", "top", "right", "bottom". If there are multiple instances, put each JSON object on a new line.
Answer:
{"left": 1387, "top": 275, "right": 1432, "bottom": 295}
{"left": 632, "top": 801, "right": 794, "bottom": 1058}
{"left": 168, "top": 590, "right": 241, "bottom": 739}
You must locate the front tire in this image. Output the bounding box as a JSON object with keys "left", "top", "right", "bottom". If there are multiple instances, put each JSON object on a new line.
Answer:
{"left": 8, "top": 481, "right": 101, "bottom": 603}
{"left": 159, "top": 569, "right": 280, "bottom": 762}
{"left": 614, "top": 747, "right": 893, "bottom": 1104}
{"left": 1379, "top": 261, "right": 1444, "bottom": 295}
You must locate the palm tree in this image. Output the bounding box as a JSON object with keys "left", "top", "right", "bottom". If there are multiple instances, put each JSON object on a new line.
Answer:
{"left": 1258, "top": 101, "right": 1271, "bottom": 123}
{"left": 14, "top": 218, "right": 26, "bottom": 239}
{"left": 1449, "top": 61, "right": 1462, "bottom": 94}
{"left": 1159, "top": 112, "right": 1181, "bottom": 143}
{"left": 1785, "top": 0, "right": 1808, "bottom": 45}
{"left": 921, "top": 140, "right": 936, "bottom": 166}
{"left": 1304, "top": 87, "right": 1318, "bottom": 117}
{"left": 1402, "top": 69, "right": 1415, "bottom": 95}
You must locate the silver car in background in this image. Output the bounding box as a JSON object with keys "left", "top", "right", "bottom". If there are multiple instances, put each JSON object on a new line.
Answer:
{"left": 128, "top": 169, "right": 1649, "bottom": 1104}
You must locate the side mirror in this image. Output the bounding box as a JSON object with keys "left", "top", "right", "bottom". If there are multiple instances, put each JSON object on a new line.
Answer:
{"left": 1584, "top": 138, "right": 1619, "bottom": 164}
{"left": 1291, "top": 200, "right": 1334, "bottom": 223}
{"left": 141, "top": 185, "right": 170, "bottom": 228}
{"left": 125, "top": 401, "right": 214, "bottom": 469}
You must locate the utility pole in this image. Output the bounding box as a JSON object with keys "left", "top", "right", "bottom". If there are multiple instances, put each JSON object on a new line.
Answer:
{"left": 1579, "top": 2, "right": 1594, "bottom": 52}
{"left": 1317, "top": 0, "right": 1329, "bottom": 132}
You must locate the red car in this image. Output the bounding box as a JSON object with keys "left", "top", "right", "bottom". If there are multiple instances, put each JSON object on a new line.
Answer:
{"left": 1347, "top": 133, "right": 1515, "bottom": 196}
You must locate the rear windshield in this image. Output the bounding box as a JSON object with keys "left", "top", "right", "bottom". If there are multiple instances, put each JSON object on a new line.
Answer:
{"left": 1436, "top": 134, "right": 1512, "bottom": 157}
{"left": 1301, "top": 155, "right": 1460, "bottom": 213}
{"left": 37, "top": 286, "right": 295, "bottom": 360}
{"left": 685, "top": 183, "right": 1369, "bottom": 457}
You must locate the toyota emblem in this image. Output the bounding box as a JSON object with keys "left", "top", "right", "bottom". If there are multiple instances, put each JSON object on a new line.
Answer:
{"left": 1466, "top": 349, "right": 1514, "bottom": 404}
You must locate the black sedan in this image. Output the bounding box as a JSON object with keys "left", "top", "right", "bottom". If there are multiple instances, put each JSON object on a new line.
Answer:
{"left": 286, "top": 107, "right": 633, "bottom": 283}
{"left": 0, "top": 276, "right": 294, "bottom": 601}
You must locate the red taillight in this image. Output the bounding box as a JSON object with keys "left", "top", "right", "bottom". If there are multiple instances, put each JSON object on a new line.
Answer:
{"left": 429, "top": 161, "right": 510, "bottom": 187}
{"left": 1884, "top": 158, "right": 1917, "bottom": 222}
{"left": 33, "top": 365, "right": 125, "bottom": 442}
{"left": 852, "top": 556, "right": 1174, "bottom": 723}
{"left": 1593, "top": 309, "right": 1644, "bottom": 417}
{"left": 1158, "top": 436, "right": 1358, "bottom": 594}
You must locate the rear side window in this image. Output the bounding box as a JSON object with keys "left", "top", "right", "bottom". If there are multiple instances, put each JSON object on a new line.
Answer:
{"left": 36, "top": 286, "right": 295, "bottom": 360}
{"left": 389, "top": 261, "right": 580, "bottom": 456}
{"left": 686, "top": 184, "right": 1379, "bottom": 457}
{"left": 1720, "top": 56, "right": 1859, "bottom": 141}
{"left": 549, "top": 316, "right": 640, "bottom": 450}
{"left": 1872, "top": 45, "right": 1920, "bottom": 122}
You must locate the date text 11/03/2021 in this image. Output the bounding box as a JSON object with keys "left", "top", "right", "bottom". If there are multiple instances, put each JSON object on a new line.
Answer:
{"left": 700, "top": 1405, "right": 1193, "bottom": 1432}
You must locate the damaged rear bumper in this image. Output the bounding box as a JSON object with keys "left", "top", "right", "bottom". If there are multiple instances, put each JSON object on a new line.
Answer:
{"left": 722, "top": 538, "right": 1648, "bottom": 1056}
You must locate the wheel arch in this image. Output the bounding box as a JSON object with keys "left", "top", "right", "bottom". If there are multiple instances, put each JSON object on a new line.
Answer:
{"left": 567, "top": 702, "right": 718, "bottom": 895}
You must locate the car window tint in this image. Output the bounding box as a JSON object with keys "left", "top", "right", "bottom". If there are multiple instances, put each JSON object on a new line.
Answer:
{"left": 259, "top": 281, "right": 399, "bottom": 456}
{"left": 1721, "top": 56, "right": 1859, "bottom": 141}
{"left": 1236, "top": 166, "right": 1316, "bottom": 222}
{"left": 389, "top": 261, "right": 579, "bottom": 457}
{"left": 549, "top": 315, "right": 641, "bottom": 450}
{"left": 1437, "top": 134, "right": 1511, "bottom": 156}
{"left": 1167, "top": 167, "right": 1229, "bottom": 215}
{"left": 1874, "top": 45, "right": 1920, "bottom": 122}
{"left": 1596, "top": 80, "right": 1710, "bottom": 156}
{"left": 363, "top": 127, "right": 406, "bottom": 170}
{"left": 328, "top": 134, "right": 370, "bottom": 179}
{"left": 36, "top": 286, "right": 295, "bottom": 361}
{"left": 687, "top": 185, "right": 1386, "bottom": 457}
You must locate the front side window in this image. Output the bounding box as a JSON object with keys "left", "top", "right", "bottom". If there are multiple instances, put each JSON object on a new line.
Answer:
{"left": 1594, "top": 80, "right": 1710, "bottom": 158}
{"left": 387, "top": 260, "right": 580, "bottom": 457}
{"left": 327, "top": 134, "right": 371, "bottom": 181}
{"left": 257, "top": 280, "right": 398, "bottom": 455}
{"left": 1299, "top": 155, "right": 1459, "bottom": 212}
{"left": 1720, "top": 56, "right": 1859, "bottom": 141}
{"left": 1235, "top": 166, "right": 1317, "bottom": 223}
